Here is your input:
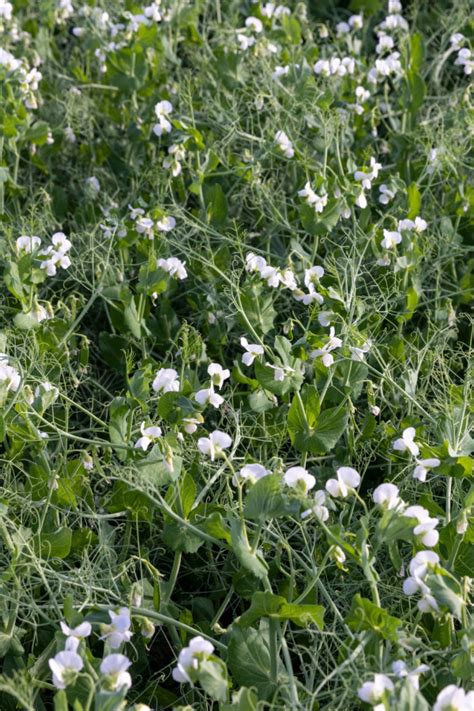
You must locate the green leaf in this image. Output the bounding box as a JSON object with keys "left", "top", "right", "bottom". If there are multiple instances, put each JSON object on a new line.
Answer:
{"left": 426, "top": 572, "right": 464, "bottom": 619}
{"left": 162, "top": 520, "right": 204, "bottom": 553}
{"left": 398, "top": 681, "right": 430, "bottom": 711}
{"left": 239, "top": 591, "right": 324, "bottom": 629}
{"left": 288, "top": 388, "right": 348, "bottom": 454}
{"left": 230, "top": 519, "right": 269, "bottom": 580}
{"left": 24, "top": 120, "right": 49, "bottom": 145}
{"left": 36, "top": 527, "right": 72, "bottom": 560}
{"left": 203, "top": 182, "right": 228, "bottom": 227}
{"left": 407, "top": 182, "right": 422, "bottom": 219}
{"left": 346, "top": 594, "right": 402, "bottom": 642}
{"left": 198, "top": 658, "right": 229, "bottom": 702}
{"left": 221, "top": 687, "right": 258, "bottom": 711}
{"left": 227, "top": 626, "right": 279, "bottom": 699}
{"left": 238, "top": 284, "right": 276, "bottom": 335}
{"left": 244, "top": 474, "right": 298, "bottom": 522}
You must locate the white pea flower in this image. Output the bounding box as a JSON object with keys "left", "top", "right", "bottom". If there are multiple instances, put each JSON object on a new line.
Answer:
{"left": 49, "top": 650, "right": 84, "bottom": 690}
{"left": 355, "top": 85, "right": 371, "bottom": 103}
{"left": 301, "top": 490, "right": 329, "bottom": 522}
{"left": 393, "top": 427, "right": 420, "bottom": 457}
{"left": 450, "top": 33, "right": 465, "bottom": 50}
{"left": 51, "top": 232, "right": 72, "bottom": 253}
{"left": 349, "top": 340, "right": 371, "bottom": 361}
{"left": 376, "top": 32, "right": 395, "bottom": 54}
{"left": 391, "top": 660, "right": 429, "bottom": 691}
{"left": 152, "top": 368, "right": 180, "bottom": 394}
{"left": 349, "top": 14, "right": 363, "bottom": 29}
{"left": 293, "top": 284, "right": 324, "bottom": 306}
{"left": 16, "top": 235, "right": 41, "bottom": 253}
{"left": 0, "top": 0, "right": 13, "bottom": 21}
{"left": 245, "top": 252, "right": 267, "bottom": 273}
{"left": 403, "top": 506, "right": 439, "bottom": 547}
{"left": 332, "top": 545, "right": 346, "bottom": 564}
{"left": 197, "top": 430, "right": 232, "bottom": 461}
{"left": 378, "top": 184, "right": 395, "bottom": 204}
{"left": 100, "top": 654, "right": 132, "bottom": 692}
{"left": 245, "top": 16, "right": 263, "bottom": 33}
{"left": 433, "top": 685, "right": 474, "bottom": 711}
{"left": 182, "top": 417, "right": 203, "bottom": 435}
{"left": 157, "top": 257, "right": 187, "bottom": 280}
{"left": 325, "top": 467, "right": 361, "bottom": 498}
{"left": 413, "top": 458, "right": 440, "bottom": 483}
{"left": 318, "top": 311, "right": 332, "bottom": 327}
{"left": 153, "top": 100, "right": 173, "bottom": 136}
{"left": 234, "top": 463, "right": 271, "bottom": 485}
{"left": 304, "top": 266, "right": 324, "bottom": 288}
{"left": 240, "top": 337, "right": 264, "bottom": 366}
{"left": 144, "top": 1, "right": 163, "bottom": 22}
{"left": 280, "top": 269, "right": 298, "bottom": 291}
{"left": 398, "top": 217, "right": 427, "bottom": 233}
{"left": 0, "top": 356, "right": 21, "bottom": 393}
{"left": 283, "top": 466, "right": 316, "bottom": 493}
{"left": 336, "top": 21, "right": 350, "bottom": 36}
{"left": 354, "top": 157, "right": 382, "bottom": 189}
{"left": 237, "top": 33, "right": 255, "bottom": 51}
{"left": 172, "top": 635, "right": 215, "bottom": 684}
{"left": 272, "top": 65, "right": 290, "bottom": 79}
{"left": 163, "top": 143, "right": 186, "bottom": 177}
{"left": 372, "top": 483, "right": 401, "bottom": 510}
{"left": 370, "top": 405, "right": 381, "bottom": 416}
{"left": 455, "top": 48, "right": 473, "bottom": 75}
{"left": 381, "top": 229, "right": 402, "bottom": 249}
{"left": 358, "top": 674, "right": 394, "bottom": 707}
{"left": 135, "top": 217, "right": 154, "bottom": 237}
{"left": 100, "top": 608, "right": 133, "bottom": 649}
{"left": 259, "top": 264, "right": 281, "bottom": 288}
{"left": 275, "top": 130, "right": 294, "bottom": 158}
{"left": 128, "top": 205, "right": 145, "bottom": 220}
{"left": 355, "top": 191, "right": 367, "bottom": 209}
{"left": 310, "top": 327, "right": 342, "bottom": 367}
{"left": 266, "top": 362, "right": 294, "bottom": 382}
{"left": 195, "top": 385, "right": 224, "bottom": 409}
{"left": 60, "top": 621, "right": 92, "bottom": 640}
{"left": 208, "top": 363, "right": 230, "bottom": 389}
{"left": 135, "top": 422, "right": 162, "bottom": 451}
{"left": 156, "top": 216, "right": 176, "bottom": 232}
{"left": 298, "top": 182, "right": 328, "bottom": 213}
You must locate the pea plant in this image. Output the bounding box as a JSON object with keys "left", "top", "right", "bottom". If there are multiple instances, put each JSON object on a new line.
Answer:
{"left": 0, "top": 0, "right": 472, "bottom": 710}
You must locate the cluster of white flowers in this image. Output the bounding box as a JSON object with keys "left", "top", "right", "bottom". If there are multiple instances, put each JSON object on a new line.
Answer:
{"left": 335, "top": 14, "right": 363, "bottom": 36}
{"left": 452, "top": 36, "right": 473, "bottom": 76}
{"left": 354, "top": 157, "right": 382, "bottom": 208}
{"left": 0, "top": 45, "right": 42, "bottom": 109}
{"left": 298, "top": 181, "right": 328, "bottom": 214}
{"left": 16, "top": 232, "right": 72, "bottom": 277}
{"left": 310, "top": 327, "right": 342, "bottom": 367}
{"left": 129, "top": 204, "right": 176, "bottom": 239}
{"left": 366, "top": 1, "right": 408, "bottom": 85}
{"left": 314, "top": 56, "right": 355, "bottom": 77}
{"left": 153, "top": 99, "right": 173, "bottom": 136}
{"left": 245, "top": 252, "right": 296, "bottom": 291}
{"left": 48, "top": 609, "right": 133, "bottom": 693}
{"left": 157, "top": 256, "right": 187, "bottom": 280}
{"left": 392, "top": 426, "right": 440, "bottom": 482}
{"left": 163, "top": 143, "right": 186, "bottom": 176}
{"left": 195, "top": 362, "right": 230, "bottom": 410}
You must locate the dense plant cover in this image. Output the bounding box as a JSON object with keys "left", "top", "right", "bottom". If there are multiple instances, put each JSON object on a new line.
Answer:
{"left": 0, "top": 0, "right": 473, "bottom": 709}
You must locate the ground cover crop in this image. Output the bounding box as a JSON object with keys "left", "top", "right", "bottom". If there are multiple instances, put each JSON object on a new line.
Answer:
{"left": 0, "top": 0, "right": 473, "bottom": 709}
